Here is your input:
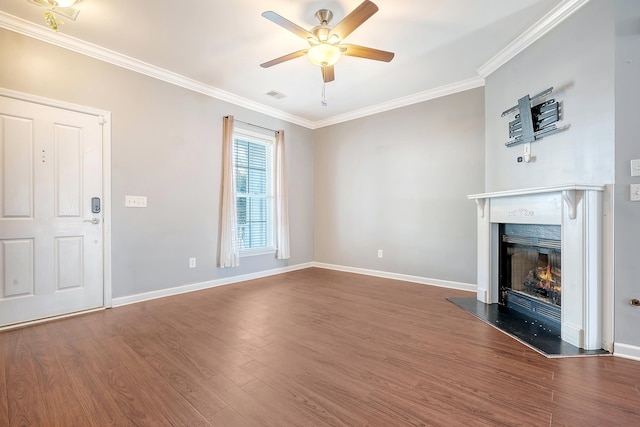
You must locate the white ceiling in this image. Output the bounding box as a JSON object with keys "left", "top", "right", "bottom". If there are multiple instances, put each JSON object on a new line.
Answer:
{"left": 1, "top": 0, "right": 582, "bottom": 128}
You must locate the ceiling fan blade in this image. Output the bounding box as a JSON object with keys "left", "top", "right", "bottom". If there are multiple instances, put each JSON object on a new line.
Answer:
{"left": 322, "top": 65, "right": 335, "bottom": 83}
{"left": 329, "top": 0, "right": 378, "bottom": 41}
{"left": 341, "top": 44, "right": 395, "bottom": 62}
{"left": 262, "top": 11, "right": 316, "bottom": 41}
{"left": 260, "top": 49, "right": 307, "bottom": 68}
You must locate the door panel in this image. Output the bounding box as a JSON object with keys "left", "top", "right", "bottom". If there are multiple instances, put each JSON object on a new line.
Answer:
{"left": 55, "top": 236, "right": 83, "bottom": 290}
{"left": 1, "top": 115, "right": 33, "bottom": 218}
{"left": 0, "top": 96, "right": 104, "bottom": 326}
{"left": 2, "top": 239, "right": 34, "bottom": 297}
{"left": 55, "top": 124, "right": 82, "bottom": 217}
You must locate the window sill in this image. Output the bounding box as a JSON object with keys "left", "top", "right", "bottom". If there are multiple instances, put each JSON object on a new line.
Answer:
{"left": 240, "top": 247, "right": 277, "bottom": 257}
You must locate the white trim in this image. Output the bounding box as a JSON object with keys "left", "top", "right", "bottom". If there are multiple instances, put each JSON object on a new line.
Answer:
{"left": 0, "top": 307, "right": 105, "bottom": 332}
{"left": 0, "top": 11, "right": 313, "bottom": 129}
{"left": 112, "top": 262, "right": 314, "bottom": 307}
{"left": 0, "top": 1, "right": 589, "bottom": 129}
{"left": 468, "top": 183, "right": 605, "bottom": 200}
{"left": 0, "top": 11, "right": 484, "bottom": 129}
{"left": 601, "top": 185, "right": 615, "bottom": 352}
{"left": 112, "top": 262, "right": 475, "bottom": 307}
{"left": 311, "top": 76, "right": 485, "bottom": 129}
{"left": 614, "top": 343, "right": 640, "bottom": 362}
{"left": 562, "top": 323, "right": 584, "bottom": 349}
{"left": 101, "top": 111, "right": 113, "bottom": 307}
{"left": 240, "top": 248, "right": 277, "bottom": 257}
{"left": 0, "top": 87, "right": 113, "bottom": 309}
{"left": 0, "top": 86, "right": 110, "bottom": 117}
{"left": 477, "top": 0, "right": 591, "bottom": 77}
{"left": 312, "top": 262, "right": 477, "bottom": 293}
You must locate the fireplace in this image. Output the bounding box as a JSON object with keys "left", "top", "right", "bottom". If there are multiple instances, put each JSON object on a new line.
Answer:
{"left": 468, "top": 185, "right": 611, "bottom": 351}
{"left": 499, "top": 223, "right": 562, "bottom": 328}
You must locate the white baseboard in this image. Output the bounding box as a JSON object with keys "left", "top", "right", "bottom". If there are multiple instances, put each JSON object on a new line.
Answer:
{"left": 112, "top": 262, "right": 314, "bottom": 307}
{"left": 312, "top": 262, "right": 477, "bottom": 293}
{"left": 561, "top": 322, "right": 584, "bottom": 349}
{"left": 0, "top": 307, "right": 105, "bottom": 332}
{"left": 112, "top": 261, "right": 476, "bottom": 307}
{"left": 614, "top": 342, "right": 640, "bottom": 361}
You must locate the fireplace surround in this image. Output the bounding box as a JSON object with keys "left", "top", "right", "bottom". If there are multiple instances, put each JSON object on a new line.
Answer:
{"left": 468, "top": 185, "right": 611, "bottom": 351}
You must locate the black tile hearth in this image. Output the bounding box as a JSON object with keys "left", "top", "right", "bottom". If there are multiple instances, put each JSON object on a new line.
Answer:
{"left": 447, "top": 298, "right": 610, "bottom": 358}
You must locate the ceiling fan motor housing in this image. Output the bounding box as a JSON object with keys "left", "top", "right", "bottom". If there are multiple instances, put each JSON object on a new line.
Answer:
{"left": 315, "top": 9, "right": 333, "bottom": 25}
{"left": 311, "top": 10, "right": 335, "bottom": 43}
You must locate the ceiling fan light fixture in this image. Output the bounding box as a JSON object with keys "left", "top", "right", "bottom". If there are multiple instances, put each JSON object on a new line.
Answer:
{"left": 327, "top": 34, "right": 340, "bottom": 45}
{"left": 307, "top": 43, "right": 341, "bottom": 67}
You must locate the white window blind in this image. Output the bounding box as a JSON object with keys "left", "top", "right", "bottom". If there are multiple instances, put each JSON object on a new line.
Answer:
{"left": 233, "top": 131, "right": 274, "bottom": 252}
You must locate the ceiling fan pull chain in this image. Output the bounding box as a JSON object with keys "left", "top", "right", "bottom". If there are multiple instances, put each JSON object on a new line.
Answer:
{"left": 322, "top": 81, "right": 327, "bottom": 106}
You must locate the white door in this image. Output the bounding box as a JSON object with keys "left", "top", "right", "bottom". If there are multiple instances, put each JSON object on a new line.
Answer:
{"left": 0, "top": 95, "right": 104, "bottom": 327}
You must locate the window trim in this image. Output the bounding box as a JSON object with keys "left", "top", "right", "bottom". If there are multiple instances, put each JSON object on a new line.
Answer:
{"left": 233, "top": 128, "right": 276, "bottom": 256}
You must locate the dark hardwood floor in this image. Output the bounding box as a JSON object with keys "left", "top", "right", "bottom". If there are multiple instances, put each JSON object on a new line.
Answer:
{"left": 1, "top": 267, "right": 639, "bottom": 426}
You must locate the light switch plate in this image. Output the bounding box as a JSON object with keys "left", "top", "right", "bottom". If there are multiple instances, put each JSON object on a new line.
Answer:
{"left": 125, "top": 195, "right": 147, "bottom": 207}
{"left": 630, "top": 184, "right": 640, "bottom": 202}
{"left": 631, "top": 159, "right": 640, "bottom": 177}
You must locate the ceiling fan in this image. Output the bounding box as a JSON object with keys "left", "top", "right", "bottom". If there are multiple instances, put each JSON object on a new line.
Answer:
{"left": 260, "top": 0, "right": 395, "bottom": 83}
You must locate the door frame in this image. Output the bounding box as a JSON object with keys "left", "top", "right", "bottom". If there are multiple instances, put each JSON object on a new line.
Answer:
{"left": 0, "top": 87, "right": 112, "bottom": 308}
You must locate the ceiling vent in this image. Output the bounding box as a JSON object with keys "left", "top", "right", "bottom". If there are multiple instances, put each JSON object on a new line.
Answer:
{"left": 265, "top": 90, "right": 286, "bottom": 99}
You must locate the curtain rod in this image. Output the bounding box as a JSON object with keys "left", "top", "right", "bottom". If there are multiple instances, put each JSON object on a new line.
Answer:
{"left": 225, "top": 116, "right": 279, "bottom": 134}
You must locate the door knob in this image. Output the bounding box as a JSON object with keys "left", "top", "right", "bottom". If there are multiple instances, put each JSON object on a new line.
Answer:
{"left": 84, "top": 218, "right": 100, "bottom": 224}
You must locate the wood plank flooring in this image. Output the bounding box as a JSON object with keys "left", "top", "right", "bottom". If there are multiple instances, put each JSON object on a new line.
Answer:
{"left": 1, "top": 267, "right": 639, "bottom": 426}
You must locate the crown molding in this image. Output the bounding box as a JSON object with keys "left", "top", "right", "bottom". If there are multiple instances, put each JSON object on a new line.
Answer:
{"left": 0, "top": 11, "right": 314, "bottom": 129}
{"left": 311, "top": 75, "right": 485, "bottom": 129}
{"left": 0, "top": 10, "right": 484, "bottom": 130}
{"left": 477, "top": 0, "right": 590, "bottom": 78}
{"left": 4, "top": 0, "right": 579, "bottom": 130}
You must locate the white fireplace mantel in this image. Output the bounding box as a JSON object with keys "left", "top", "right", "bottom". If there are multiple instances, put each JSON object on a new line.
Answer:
{"left": 469, "top": 184, "right": 605, "bottom": 219}
{"left": 468, "top": 184, "right": 607, "bottom": 350}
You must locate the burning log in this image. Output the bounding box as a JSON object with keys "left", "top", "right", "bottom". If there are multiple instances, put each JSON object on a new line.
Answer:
{"left": 523, "top": 264, "right": 562, "bottom": 305}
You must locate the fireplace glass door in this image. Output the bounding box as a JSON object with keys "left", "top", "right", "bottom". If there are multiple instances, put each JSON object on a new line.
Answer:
{"left": 499, "top": 224, "right": 561, "bottom": 327}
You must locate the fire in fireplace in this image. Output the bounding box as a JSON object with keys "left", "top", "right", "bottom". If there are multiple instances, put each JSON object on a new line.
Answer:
{"left": 523, "top": 259, "right": 561, "bottom": 305}
{"left": 499, "top": 224, "right": 562, "bottom": 328}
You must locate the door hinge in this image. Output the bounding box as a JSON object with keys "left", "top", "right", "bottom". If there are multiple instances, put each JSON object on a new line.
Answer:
{"left": 98, "top": 115, "right": 106, "bottom": 125}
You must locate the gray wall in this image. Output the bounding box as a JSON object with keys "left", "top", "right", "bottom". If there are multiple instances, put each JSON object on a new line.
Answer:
{"left": 313, "top": 88, "right": 485, "bottom": 284}
{"left": 485, "top": 0, "right": 640, "bottom": 350}
{"left": 2, "top": 0, "right": 637, "bottom": 351}
{"left": 484, "top": 0, "right": 615, "bottom": 192}
{"left": 0, "top": 29, "right": 315, "bottom": 299}
{"left": 614, "top": 0, "right": 640, "bottom": 349}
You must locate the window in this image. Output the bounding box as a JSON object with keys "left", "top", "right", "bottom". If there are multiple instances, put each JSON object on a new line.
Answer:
{"left": 233, "top": 129, "right": 275, "bottom": 254}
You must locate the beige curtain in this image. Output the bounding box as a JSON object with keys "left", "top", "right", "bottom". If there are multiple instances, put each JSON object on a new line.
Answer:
{"left": 219, "top": 115, "right": 240, "bottom": 267}
{"left": 274, "top": 130, "right": 290, "bottom": 259}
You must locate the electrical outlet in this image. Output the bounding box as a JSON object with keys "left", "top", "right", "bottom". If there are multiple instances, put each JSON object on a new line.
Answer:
{"left": 377, "top": 249, "right": 383, "bottom": 258}
{"left": 189, "top": 258, "right": 196, "bottom": 268}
